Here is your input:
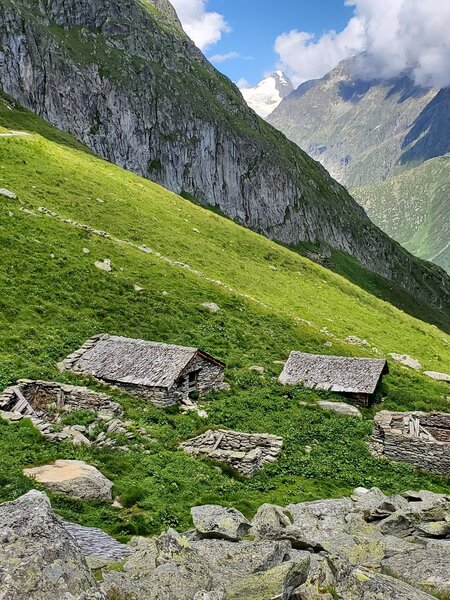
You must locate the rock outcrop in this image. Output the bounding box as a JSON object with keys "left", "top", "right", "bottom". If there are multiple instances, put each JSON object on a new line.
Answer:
{"left": 2, "top": 487, "right": 450, "bottom": 599}
{"left": 1, "top": 0, "right": 450, "bottom": 315}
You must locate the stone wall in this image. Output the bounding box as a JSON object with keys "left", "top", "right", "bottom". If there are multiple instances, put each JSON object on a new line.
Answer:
{"left": 0, "top": 379, "right": 119, "bottom": 418}
{"left": 180, "top": 429, "right": 283, "bottom": 476}
{"left": 110, "top": 382, "right": 177, "bottom": 408}
{"left": 371, "top": 410, "right": 450, "bottom": 475}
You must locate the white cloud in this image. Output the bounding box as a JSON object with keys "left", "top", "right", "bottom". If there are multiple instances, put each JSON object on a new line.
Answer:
{"left": 209, "top": 51, "right": 240, "bottom": 64}
{"left": 236, "top": 77, "right": 249, "bottom": 88}
{"left": 275, "top": 0, "right": 450, "bottom": 88}
{"left": 275, "top": 17, "right": 365, "bottom": 86}
{"left": 170, "top": 0, "right": 230, "bottom": 51}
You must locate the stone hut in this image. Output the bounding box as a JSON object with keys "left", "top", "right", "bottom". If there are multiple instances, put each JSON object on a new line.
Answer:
{"left": 180, "top": 429, "right": 283, "bottom": 476}
{"left": 371, "top": 410, "right": 450, "bottom": 475}
{"left": 279, "top": 352, "right": 388, "bottom": 407}
{"left": 59, "top": 334, "right": 226, "bottom": 407}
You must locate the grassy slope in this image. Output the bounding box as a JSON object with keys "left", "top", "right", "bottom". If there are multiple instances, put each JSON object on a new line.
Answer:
{"left": 353, "top": 155, "right": 450, "bottom": 273}
{"left": 0, "top": 97, "right": 449, "bottom": 539}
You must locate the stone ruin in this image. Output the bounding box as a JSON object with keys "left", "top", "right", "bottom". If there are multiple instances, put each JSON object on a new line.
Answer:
{"left": 371, "top": 410, "right": 450, "bottom": 475}
{"left": 180, "top": 429, "right": 283, "bottom": 476}
{"left": 0, "top": 380, "right": 150, "bottom": 450}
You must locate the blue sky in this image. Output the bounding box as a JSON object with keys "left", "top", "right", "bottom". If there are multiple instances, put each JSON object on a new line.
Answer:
{"left": 204, "top": 0, "right": 354, "bottom": 85}
{"left": 171, "top": 0, "right": 450, "bottom": 91}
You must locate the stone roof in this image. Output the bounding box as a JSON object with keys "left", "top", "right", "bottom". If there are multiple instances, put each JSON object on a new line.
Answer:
{"left": 60, "top": 334, "right": 224, "bottom": 389}
{"left": 279, "top": 352, "right": 388, "bottom": 395}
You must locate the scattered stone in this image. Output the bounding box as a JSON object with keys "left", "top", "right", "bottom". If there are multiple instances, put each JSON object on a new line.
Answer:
{"left": 23, "top": 459, "right": 113, "bottom": 502}
{"left": 323, "top": 341, "right": 333, "bottom": 348}
{"left": 82, "top": 247, "right": 90, "bottom": 254}
{"left": 249, "top": 365, "right": 265, "bottom": 374}
{"left": 95, "top": 258, "right": 112, "bottom": 272}
{"left": 201, "top": 302, "right": 220, "bottom": 313}
{"left": 134, "top": 284, "right": 143, "bottom": 291}
{"left": 424, "top": 371, "right": 450, "bottom": 383}
{"left": 389, "top": 353, "right": 422, "bottom": 370}
{"left": 346, "top": 336, "right": 371, "bottom": 347}
{"left": 317, "top": 400, "right": 362, "bottom": 417}
{"left": 0, "top": 187, "right": 16, "bottom": 199}
{"left": 191, "top": 505, "right": 251, "bottom": 541}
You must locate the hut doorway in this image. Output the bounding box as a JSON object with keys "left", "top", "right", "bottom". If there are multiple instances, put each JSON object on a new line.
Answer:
{"left": 188, "top": 370, "right": 200, "bottom": 395}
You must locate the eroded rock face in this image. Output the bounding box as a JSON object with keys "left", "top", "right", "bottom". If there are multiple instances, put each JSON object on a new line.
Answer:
{"left": 0, "top": 490, "right": 106, "bottom": 600}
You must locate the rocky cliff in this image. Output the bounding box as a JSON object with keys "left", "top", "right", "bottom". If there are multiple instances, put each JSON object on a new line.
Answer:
{"left": 0, "top": 0, "right": 449, "bottom": 311}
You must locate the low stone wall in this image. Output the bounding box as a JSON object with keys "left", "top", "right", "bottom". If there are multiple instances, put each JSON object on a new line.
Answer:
{"left": 0, "top": 379, "right": 119, "bottom": 418}
{"left": 371, "top": 410, "right": 450, "bottom": 475}
{"left": 180, "top": 429, "right": 283, "bottom": 476}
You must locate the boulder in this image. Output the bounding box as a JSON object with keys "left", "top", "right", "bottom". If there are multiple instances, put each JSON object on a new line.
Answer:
{"left": 0, "top": 490, "right": 105, "bottom": 600}
{"left": 388, "top": 353, "right": 422, "bottom": 370}
{"left": 382, "top": 546, "right": 450, "bottom": 598}
{"left": 226, "top": 557, "right": 311, "bottom": 600}
{"left": 192, "top": 538, "right": 293, "bottom": 580}
{"left": 191, "top": 505, "right": 251, "bottom": 541}
{"left": 23, "top": 459, "right": 113, "bottom": 501}
{"left": 336, "top": 566, "right": 437, "bottom": 599}
{"left": 424, "top": 371, "right": 450, "bottom": 383}
{"left": 317, "top": 400, "right": 362, "bottom": 417}
{"left": 353, "top": 487, "right": 408, "bottom": 520}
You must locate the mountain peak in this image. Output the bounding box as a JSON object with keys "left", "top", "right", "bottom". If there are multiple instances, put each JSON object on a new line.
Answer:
{"left": 240, "top": 71, "right": 293, "bottom": 118}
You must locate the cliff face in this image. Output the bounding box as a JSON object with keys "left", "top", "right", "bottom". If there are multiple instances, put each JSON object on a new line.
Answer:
{"left": 0, "top": 0, "right": 449, "bottom": 311}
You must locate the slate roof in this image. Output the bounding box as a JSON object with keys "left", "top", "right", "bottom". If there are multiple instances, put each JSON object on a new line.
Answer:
{"left": 60, "top": 334, "right": 224, "bottom": 389}
{"left": 279, "top": 352, "right": 388, "bottom": 395}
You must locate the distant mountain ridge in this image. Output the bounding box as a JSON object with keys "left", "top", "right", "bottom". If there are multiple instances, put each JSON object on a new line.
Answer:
{"left": 240, "top": 71, "right": 294, "bottom": 118}
{"left": 268, "top": 58, "right": 450, "bottom": 272}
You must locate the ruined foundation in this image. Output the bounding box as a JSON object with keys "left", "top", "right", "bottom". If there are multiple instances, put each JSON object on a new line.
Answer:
{"left": 180, "top": 429, "right": 283, "bottom": 476}
{"left": 371, "top": 410, "right": 450, "bottom": 475}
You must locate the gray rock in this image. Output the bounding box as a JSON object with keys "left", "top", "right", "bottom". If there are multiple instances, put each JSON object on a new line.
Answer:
{"left": 424, "top": 371, "right": 450, "bottom": 383}
{"left": 353, "top": 487, "right": 408, "bottom": 520}
{"left": 201, "top": 302, "right": 221, "bottom": 313}
{"left": 249, "top": 365, "right": 265, "bottom": 374}
{"left": 317, "top": 400, "right": 362, "bottom": 417}
{"left": 336, "top": 565, "right": 437, "bottom": 599}
{"left": 0, "top": 187, "right": 17, "bottom": 199}
{"left": 382, "top": 546, "right": 450, "bottom": 597}
{"left": 191, "top": 505, "right": 251, "bottom": 541}
{"left": 94, "top": 259, "right": 112, "bottom": 272}
{"left": 0, "top": 490, "right": 106, "bottom": 600}
{"left": 226, "top": 556, "right": 311, "bottom": 600}
{"left": 192, "top": 538, "right": 293, "bottom": 580}
{"left": 388, "top": 353, "right": 422, "bottom": 370}
{"left": 23, "top": 459, "right": 113, "bottom": 501}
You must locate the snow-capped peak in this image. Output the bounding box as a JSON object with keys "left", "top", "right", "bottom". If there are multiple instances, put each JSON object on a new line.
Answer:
{"left": 239, "top": 72, "right": 294, "bottom": 119}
